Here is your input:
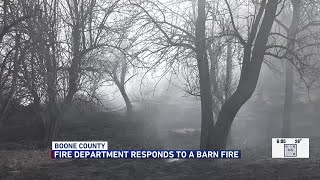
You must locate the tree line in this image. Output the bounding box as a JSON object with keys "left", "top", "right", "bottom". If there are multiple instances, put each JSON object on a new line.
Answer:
{"left": 0, "top": 0, "right": 319, "bottom": 149}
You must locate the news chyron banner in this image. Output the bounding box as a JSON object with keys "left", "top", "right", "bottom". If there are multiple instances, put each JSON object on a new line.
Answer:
{"left": 272, "top": 138, "right": 309, "bottom": 158}
{"left": 51, "top": 141, "right": 241, "bottom": 159}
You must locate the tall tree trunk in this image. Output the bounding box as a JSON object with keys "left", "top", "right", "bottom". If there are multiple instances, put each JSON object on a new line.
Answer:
{"left": 44, "top": 33, "right": 60, "bottom": 147}
{"left": 212, "top": 0, "right": 278, "bottom": 149}
{"left": 65, "top": 2, "right": 81, "bottom": 104}
{"left": 283, "top": 61, "right": 294, "bottom": 137}
{"left": 282, "top": 0, "right": 301, "bottom": 137}
{"left": 120, "top": 56, "right": 132, "bottom": 113}
{"left": 113, "top": 73, "right": 133, "bottom": 113}
{"left": 225, "top": 41, "right": 232, "bottom": 99}
{"left": 225, "top": 40, "right": 233, "bottom": 145}
{"left": 208, "top": 44, "right": 222, "bottom": 120}
{"left": 65, "top": 28, "right": 81, "bottom": 104}
{"left": 195, "top": 0, "right": 215, "bottom": 150}
{"left": 119, "top": 85, "right": 133, "bottom": 113}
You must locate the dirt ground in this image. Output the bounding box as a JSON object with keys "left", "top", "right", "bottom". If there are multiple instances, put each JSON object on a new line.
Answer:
{"left": 0, "top": 107, "right": 320, "bottom": 180}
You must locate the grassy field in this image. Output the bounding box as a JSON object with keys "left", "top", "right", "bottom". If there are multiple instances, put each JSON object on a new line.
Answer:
{"left": 0, "top": 105, "right": 320, "bottom": 180}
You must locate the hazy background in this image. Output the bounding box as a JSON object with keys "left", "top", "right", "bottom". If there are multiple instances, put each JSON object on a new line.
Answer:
{"left": 102, "top": 59, "right": 320, "bottom": 151}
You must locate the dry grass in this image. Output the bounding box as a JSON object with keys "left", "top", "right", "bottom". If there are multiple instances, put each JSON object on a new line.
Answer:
{"left": 0, "top": 148, "right": 51, "bottom": 171}
{"left": 0, "top": 146, "right": 73, "bottom": 175}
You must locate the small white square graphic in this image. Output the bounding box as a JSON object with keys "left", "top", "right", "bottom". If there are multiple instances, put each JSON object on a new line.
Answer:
{"left": 284, "top": 144, "right": 297, "bottom": 157}
{"left": 272, "top": 138, "right": 309, "bottom": 158}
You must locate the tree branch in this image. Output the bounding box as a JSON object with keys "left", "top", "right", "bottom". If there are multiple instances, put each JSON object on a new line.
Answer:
{"left": 224, "top": 0, "right": 246, "bottom": 46}
{"left": 130, "top": 2, "right": 196, "bottom": 51}
{"left": 275, "top": 18, "right": 289, "bottom": 33}
{"left": 298, "top": 21, "right": 320, "bottom": 33}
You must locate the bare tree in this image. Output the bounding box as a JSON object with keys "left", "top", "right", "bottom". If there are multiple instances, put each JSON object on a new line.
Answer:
{"left": 129, "top": 0, "right": 258, "bottom": 149}
{"left": 282, "top": 0, "right": 301, "bottom": 137}
{"left": 269, "top": 0, "right": 320, "bottom": 137}
{"left": 0, "top": 1, "right": 38, "bottom": 124}
{"left": 16, "top": 0, "right": 62, "bottom": 146}
{"left": 100, "top": 44, "right": 135, "bottom": 113}
{"left": 129, "top": 0, "right": 216, "bottom": 149}
{"left": 211, "top": 0, "right": 280, "bottom": 149}
{"left": 62, "top": 0, "right": 121, "bottom": 104}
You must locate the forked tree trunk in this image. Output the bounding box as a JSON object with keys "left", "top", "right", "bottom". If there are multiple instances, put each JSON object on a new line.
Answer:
{"left": 113, "top": 73, "right": 132, "bottom": 113}
{"left": 212, "top": 0, "right": 279, "bottom": 149}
